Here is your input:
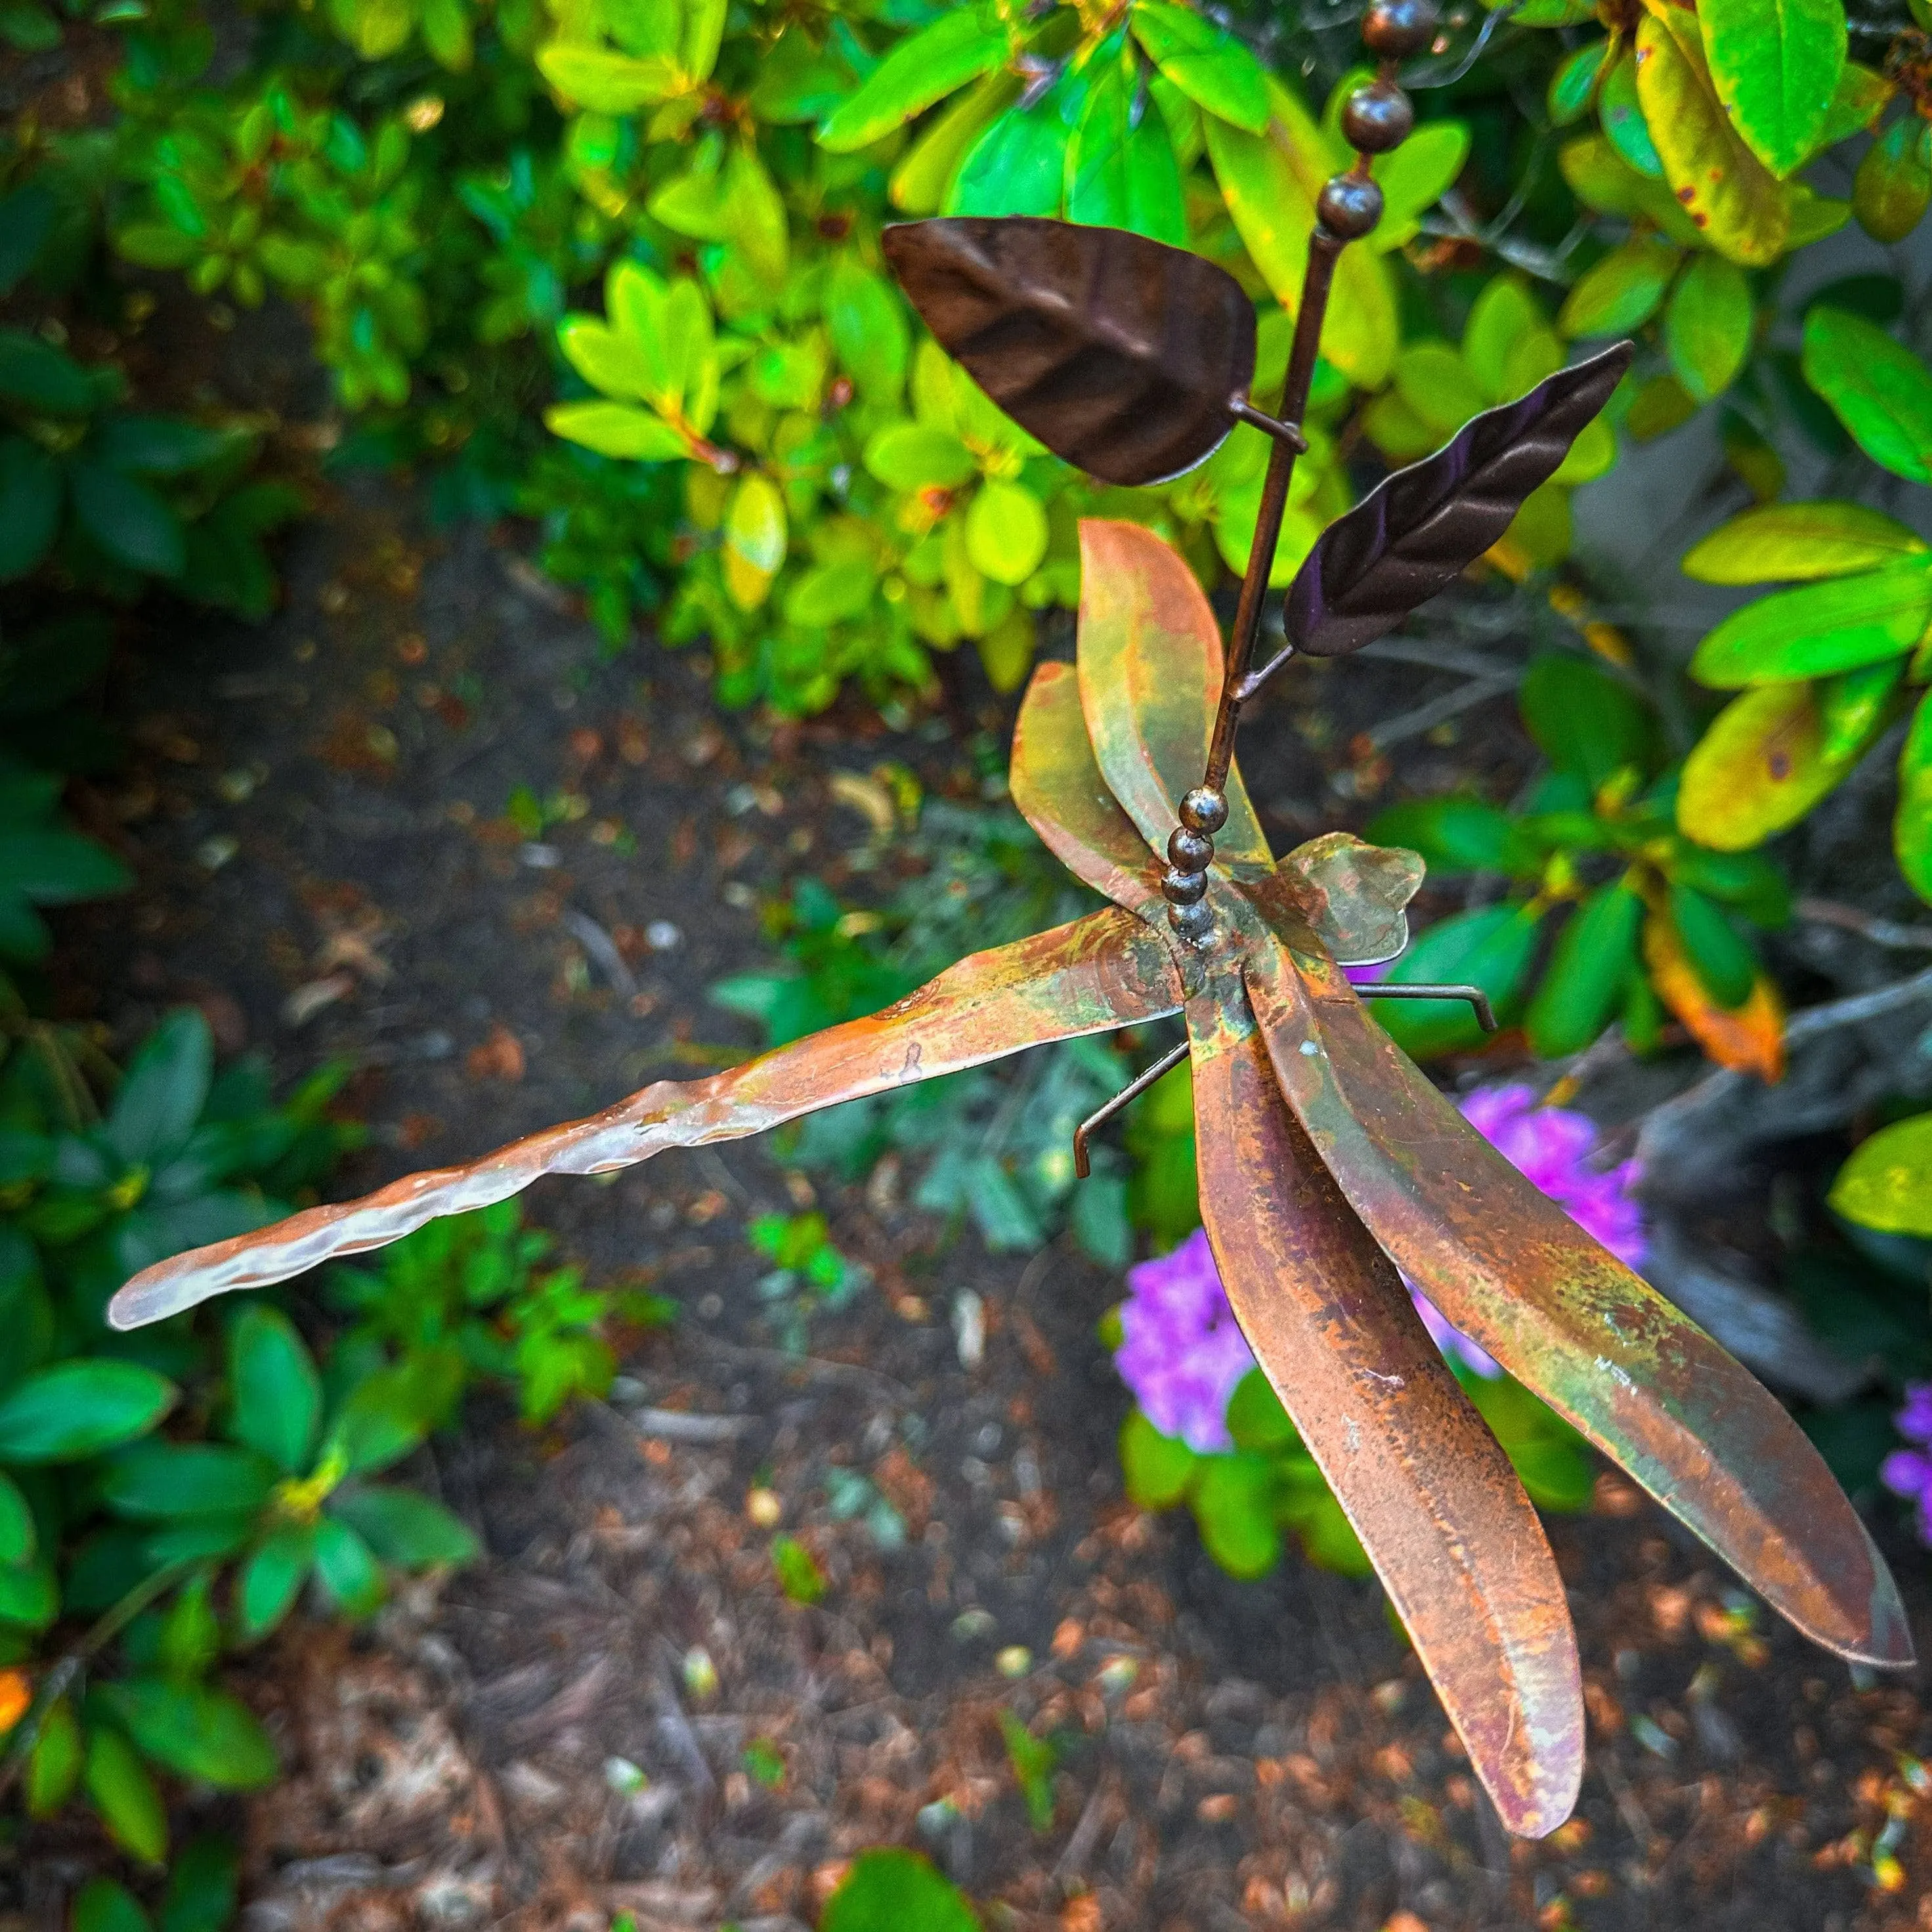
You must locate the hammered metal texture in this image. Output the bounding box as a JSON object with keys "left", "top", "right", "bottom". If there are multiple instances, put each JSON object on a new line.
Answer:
{"left": 881, "top": 218, "right": 1256, "bottom": 486}
{"left": 1284, "top": 342, "right": 1635, "bottom": 658}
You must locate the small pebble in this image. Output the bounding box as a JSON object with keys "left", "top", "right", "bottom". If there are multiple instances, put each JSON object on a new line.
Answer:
{"left": 746, "top": 1487, "right": 783, "bottom": 1528}
{"left": 995, "top": 1645, "right": 1032, "bottom": 1679}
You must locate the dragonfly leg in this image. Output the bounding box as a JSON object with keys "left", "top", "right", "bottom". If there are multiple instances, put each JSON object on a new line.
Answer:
{"left": 1073, "top": 1039, "right": 1190, "bottom": 1179}
{"left": 1350, "top": 980, "right": 1497, "bottom": 1033}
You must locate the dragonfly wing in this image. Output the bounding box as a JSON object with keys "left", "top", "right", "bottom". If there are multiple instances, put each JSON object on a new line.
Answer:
{"left": 1186, "top": 966, "right": 1582, "bottom": 1837}
{"left": 1242, "top": 928, "right": 1912, "bottom": 1668}
{"left": 1075, "top": 519, "right": 1272, "bottom": 873}
{"left": 1262, "top": 833, "right": 1424, "bottom": 969}
{"left": 1011, "top": 659, "right": 1165, "bottom": 920}
{"left": 110, "top": 907, "right": 1188, "bottom": 1330}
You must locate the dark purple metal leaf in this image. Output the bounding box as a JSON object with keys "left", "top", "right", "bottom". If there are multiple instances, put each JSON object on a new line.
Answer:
{"left": 881, "top": 216, "right": 1256, "bottom": 486}
{"left": 1283, "top": 341, "right": 1635, "bottom": 658}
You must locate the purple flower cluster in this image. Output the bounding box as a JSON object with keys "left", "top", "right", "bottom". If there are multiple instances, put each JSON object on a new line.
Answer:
{"left": 1881, "top": 1385, "right": 1932, "bottom": 1546}
{"left": 1114, "top": 1082, "right": 1648, "bottom": 1432}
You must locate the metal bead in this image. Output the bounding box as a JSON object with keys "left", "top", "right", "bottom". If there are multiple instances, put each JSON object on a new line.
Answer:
{"left": 1318, "top": 174, "right": 1385, "bottom": 240}
{"left": 1169, "top": 899, "right": 1216, "bottom": 943}
{"left": 1161, "top": 867, "right": 1209, "bottom": 907}
{"left": 1342, "top": 80, "right": 1414, "bottom": 153}
{"left": 1167, "top": 826, "right": 1214, "bottom": 871}
{"left": 1362, "top": 0, "right": 1440, "bottom": 57}
{"left": 1178, "top": 787, "right": 1228, "bottom": 835}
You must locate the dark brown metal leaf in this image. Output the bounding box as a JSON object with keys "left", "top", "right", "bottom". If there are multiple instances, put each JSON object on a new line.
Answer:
{"left": 108, "top": 908, "right": 1186, "bottom": 1329}
{"left": 1283, "top": 342, "right": 1635, "bottom": 659}
{"left": 1186, "top": 961, "right": 1583, "bottom": 1838}
{"left": 880, "top": 217, "right": 1256, "bottom": 486}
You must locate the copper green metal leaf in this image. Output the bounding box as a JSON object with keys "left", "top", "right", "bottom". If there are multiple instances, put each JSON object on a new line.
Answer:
{"left": 108, "top": 908, "right": 1186, "bottom": 1329}
{"left": 880, "top": 217, "right": 1255, "bottom": 485}
{"left": 1186, "top": 955, "right": 1582, "bottom": 1838}
{"left": 1075, "top": 518, "right": 1272, "bottom": 871}
{"left": 1239, "top": 922, "right": 1913, "bottom": 1669}
{"left": 1010, "top": 658, "right": 1167, "bottom": 920}
{"left": 1251, "top": 834, "right": 1421, "bottom": 969}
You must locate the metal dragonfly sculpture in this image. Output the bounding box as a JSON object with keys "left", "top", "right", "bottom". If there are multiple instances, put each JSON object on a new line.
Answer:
{"left": 110, "top": 0, "right": 1909, "bottom": 1840}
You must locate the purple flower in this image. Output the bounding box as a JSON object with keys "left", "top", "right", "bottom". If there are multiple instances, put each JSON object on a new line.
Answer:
{"left": 1885, "top": 1385, "right": 1932, "bottom": 1546}
{"left": 1114, "top": 1228, "right": 1256, "bottom": 1452}
{"left": 1115, "top": 1082, "right": 1648, "bottom": 1425}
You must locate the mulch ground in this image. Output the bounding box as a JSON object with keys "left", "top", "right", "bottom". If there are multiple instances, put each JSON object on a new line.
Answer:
{"left": 37, "top": 473, "right": 1932, "bottom": 1932}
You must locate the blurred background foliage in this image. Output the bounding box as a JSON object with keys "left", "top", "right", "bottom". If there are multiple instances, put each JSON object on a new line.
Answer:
{"left": 11, "top": 0, "right": 1932, "bottom": 1908}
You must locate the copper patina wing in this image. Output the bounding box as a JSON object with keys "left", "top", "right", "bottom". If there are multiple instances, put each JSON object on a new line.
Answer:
{"left": 1242, "top": 922, "right": 1912, "bottom": 1669}
{"left": 110, "top": 907, "right": 1186, "bottom": 1330}
{"left": 1186, "top": 953, "right": 1583, "bottom": 1837}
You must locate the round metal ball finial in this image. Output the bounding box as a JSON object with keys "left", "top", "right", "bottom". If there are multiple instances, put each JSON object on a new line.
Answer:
{"left": 1342, "top": 79, "right": 1415, "bottom": 152}
{"left": 1362, "top": 0, "right": 1441, "bottom": 57}
{"left": 1317, "top": 173, "right": 1385, "bottom": 240}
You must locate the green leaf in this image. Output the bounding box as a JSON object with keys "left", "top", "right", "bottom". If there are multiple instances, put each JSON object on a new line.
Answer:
{"left": 1677, "top": 681, "right": 1872, "bottom": 848}
{"left": 1818, "top": 658, "right": 1906, "bottom": 763}
{"left": 328, "top": 1484, "right": 478, "bottom": 1567}
{"left": 1558, "top": 232, "right": 1681, "bottom": 337}
{"left": 105, "top": 1677, "right": 279, "bottom": 1790}
{"left": 1466, "top": 1375, "right": 1595, "bottom": 1513}
{"left": 160, "top": 1835, "right": 241, "bottom": 1932}
{"left": 1374, "top": 904, "right": 1544, "bottom": 1057}
{"left": 964, "top": 481, "right": 1047, "bottom": 586}
{"left": 1801, "top": 307, "right": 1932, "bottom": 481}
{"left": 863, "top": 422, "right": 976, "bottom": 490}
{"left": 722, "top": 471, "right": 786, "bottom": 610}
{"left": 1669, "top": 880, "right": 1757, "bottom": 1006}
{"left": 85, "top": 1726, "right": 167, "bottom": 1864}
{"left": 1683, "top": 500, "right": 1927, "bottom": 582}
{"left": 824, "top": 258, "right": 909, "bottom": 403}
{"left": 70, "top": 463, "right": 185, "bottom": 578}
{"left": 236, "top": 1522, "right": 315, "bottom": 1640}
{"left": 1225, "top": 1368, "right": 1296, "bottom": 1453}
{"left": 74, "top": 1878, "right": 150, "bottom": 1932}
{"left": 1558, "top": 131, "right": 1707, "bottom": 246}
{"left": 228, "top": 1307, "right": 320, "bottom": 1475}
{"left": 1698, "top": 0, "right": 1845, "bottom": 178}
{"left": 94, "top": 416, "right": 228, "bottom": 477}
{"left": 1364, "top": 796, "right": 1528, "bottom": 875}
{"left": 0, "top": 1360, "right": 173, "bottom": 1463}
{"left": 1119, "top": 1408, "right": 1197, "bottom": 1508}
{"left": 1519, "top": 651, "right": 1651, "bottom": 790}
{"left": 0, "top": 438, "right": 59, "bottom": 581}
{"left": 1549, "top": 38, "right": 1611, "bottom": 125}
{"left": 1665, "top": 255, "right": 1751, "bottom": 402}
{"left": 817, "top": 9, "right": 1009, "bottom": 153}
{"left": 1129, "top": 0, "right": 1270, "bottom": 133}
{"left": 0, "top": 328, "right": 96, "bottom": 414}
{"left": 544, "top": 400, "right": 687, "bottom": 462}
{"left": 1895, "top": 690, "right": 1932, "bottom": 906}
{"left": 771, "top": 1531, "right": 826, "bottom": 1604}
{"left": 1829, "top": 1113, "right": 1932, "bottom": 1236}
{"left": 1599, "top": 50, "right": 1663, "bottom": 176}
{"left": 945, "top": 89, "right": 1070, "bottom": 220}
{"left": 25, "top": 1696, "right": 80, "bottom": 1815}
{"left": 891, "top": 70, "right": 1023, "bottom": 213}
{"left": 102, "top": 1442, "right": 277, "bottom": 1519}
{"left": 0, "top": 1551, "right": 54, "bottom": 1626}
{"left": 821, "top": 1849, "right": 981, "bottom": 1932}
{"left": 107, "top": 1009, "right": 211, "bottom": 1166}
{"left": 1690, "top": 558, "right": 1932, "bottom": 685}
{"left": 1189, "top": 1453, "right": 1280, "bottom": 1578}
{"left": 784, "top": 558, "right": 875, "bottom": 628}
{"left": 537, "top": 44, "right": 679, "bottom": 112}
{"left": 1525, "top": 881, "right": 1644, "bottom": 1057}
{"left": 0, "top": 1469, "right": 33, "bottom": 1562}
{"left": 1066, "top": 50, "right": 1186, "bottom": 244}
{"left": 1855, "top": 116, "right": 1932, "bottom": 244}
{"left": 1371, "top": 120, "right": 1470, "bottom": 247}
{"left": 1462, "top": 276, "right": 1554, "bottom": 404}
{"left": 721, "top": 144, "right": 788, "bottom": 286}
{"left": 1635, "top": 7, "right": 1790, "bottom": 266}
{"left": 312, "top": 1514, "right": 385, "bottom": 1615}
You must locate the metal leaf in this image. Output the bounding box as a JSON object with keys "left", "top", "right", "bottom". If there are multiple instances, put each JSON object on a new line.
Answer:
{"left": 881, "top": 218, "right": 1256, "bottom": 486}
{"left": 1187, "top": 964, "right": 1583, "bottom": 1839}
{"left": 106, "top": 909, "right": 1186, "bottom": 1329}
{"left": 1256, "top": 832, "right": 1423, "bottom": 970}
{"left": 1075, "top": 519, "right": 1272, "bottom": 870}
{"left": 1283, "top": 343, "right": 1635, "bottom": 659}
{"left": 1240, "top": 920, "right": 1914, "bottom": 1669}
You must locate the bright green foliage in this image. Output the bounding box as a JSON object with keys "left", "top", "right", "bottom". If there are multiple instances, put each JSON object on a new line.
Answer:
{"left": 819, "top": 1848, "right": 981, "bottom": 1932}
{"left": 1121, "top": 1365, "right": 1593, "bottom": 1586}
{"left": 746, "top": 1210, "right": 867, "bottom": 1354}
{"left": 997, "top": 1709, "right": 1059, "bottom": 1832}
{"left": 771, "top": 1532, "right": 828, "bottom": 1605}
{"left": 1830, "top": 1115, "right": 1932, "bottom": 1237}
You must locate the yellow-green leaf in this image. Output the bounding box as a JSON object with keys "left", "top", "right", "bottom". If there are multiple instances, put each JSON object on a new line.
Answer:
{"left": 1897, "top": 689, "right": 1932, "bottom": 904}
{"left": 1128, "top": 0, "right": 1270, "bottom": 135}
{"left": 890, "top": 72, "right": 1021, "bottom": 214}
{"left": 1558, "top": 232, "right": 1682, "bottom": 337}
{"left": 1802, "top": 306, "right": 1932, "bottom": 481}
{"left": 544, "top": 400, "right": 687, "bottom": 461}
{"left": 1683, "top": 501, "right": 1927, "bottom": 582}
{"left": 1828, "top": 1113, "right": 1932, "bottom": 1235}
{"left": 965, "top": 480, "right": 1048, "bottom": 585}
{"left": 538, "top": 43, "right": 678, "bottom": 111}
{"left": 1557, "top": 131, "right": 1707, "bottom": 246}
{"left": 1370, "top": 119, "right": 1470, "bottom": 249}
{"left": 1690, "top": 558, "right": 1932, "bottom": 685}
{"left": 1676, "top": 681, "right": 1870, "bottom": 848}
{"left": 1635, "top": 5, "right": 1790, "bottom": 265}
{"left": 1664, "top": 254, "right": 1751, "bottom": 401}
{"left": 1855, "top": 116, "right": 1932, "bottom": 244}
{"left": 723, "top": 472, "right": 786, "bottom": 609}
{"left": 1698, "top": 0, "right": 1845, "bottom": 178}
{"left": 816, "top": 8, "right": 1008, "bottom": 154}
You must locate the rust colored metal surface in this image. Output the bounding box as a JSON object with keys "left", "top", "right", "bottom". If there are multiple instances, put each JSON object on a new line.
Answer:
{"left": 1238, "top": 918, "right": 1913, "bottom": 1669}
{"left": 1188, "top": 938, "right": 1581, "bottom": 1838}
{"left": 108, "top": 905, "right": 1185, "bottom": 1326}
{"left": 880, "top": 218, "right": 1256, "bottom": 487}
